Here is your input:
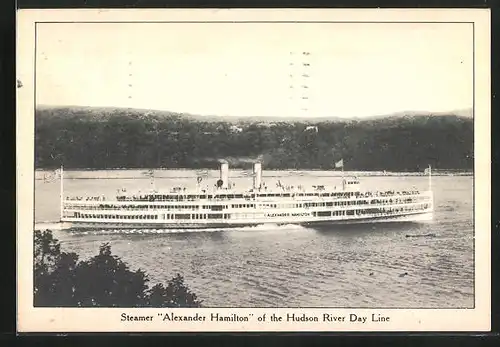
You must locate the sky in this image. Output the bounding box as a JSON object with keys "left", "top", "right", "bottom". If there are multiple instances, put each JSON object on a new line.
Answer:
{"left": 36, "top": 22, "right": 473, "bottom": 119}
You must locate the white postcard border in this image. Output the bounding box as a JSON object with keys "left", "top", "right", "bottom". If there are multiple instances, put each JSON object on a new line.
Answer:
{"left": 16, "top": 8, "right": 491, "bottom": 332}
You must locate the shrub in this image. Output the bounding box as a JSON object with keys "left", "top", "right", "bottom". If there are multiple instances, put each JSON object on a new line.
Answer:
{"left": 33, "top": 230, "right": 202, "bottom": 307}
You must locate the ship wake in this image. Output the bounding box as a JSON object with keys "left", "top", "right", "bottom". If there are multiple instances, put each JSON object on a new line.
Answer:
{"left": 62, "top": 223, "right": 311, "bottom": 236}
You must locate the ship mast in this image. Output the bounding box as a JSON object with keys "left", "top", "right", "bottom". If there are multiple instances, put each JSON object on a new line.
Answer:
{"left": 60, "top": 164, "right": 64, "bottom": 221}
{"left": 428, "top": 164, "right": 432, "bottom": 191}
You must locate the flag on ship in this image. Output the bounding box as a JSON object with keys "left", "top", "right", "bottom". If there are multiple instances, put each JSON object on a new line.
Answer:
{"left": 334, "top": 159, "right": 344, "bottom": 169}
{"left": 196, "top": 169, "right": 210, "bottom": 177}
{"left": 142, "top": 169, "right": 154, "bottom": 178}
{"left": 43, "top": 168, "right": 62, "bottom": 183}
{"left": 195, "top": 170, "right": 210, "bottom": 184}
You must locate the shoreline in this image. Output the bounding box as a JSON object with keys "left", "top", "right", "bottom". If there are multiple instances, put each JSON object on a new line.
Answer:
{"left": 35, "top": 168, "right": 473, "bottom": 180}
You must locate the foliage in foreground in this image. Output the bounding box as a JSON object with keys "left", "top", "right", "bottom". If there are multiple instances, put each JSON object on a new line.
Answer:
{"left": 33, "top": 230, "right": 202, "bottom": 307}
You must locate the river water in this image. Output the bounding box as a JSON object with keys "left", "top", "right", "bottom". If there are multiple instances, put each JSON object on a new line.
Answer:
{"left": 34, "top": 171, "right": 474, "bottom": 308}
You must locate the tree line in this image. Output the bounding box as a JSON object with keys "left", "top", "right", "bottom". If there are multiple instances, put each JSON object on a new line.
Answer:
{"left": 34, "top": 229, "right": 202, "bottom": 307}
{"left": 35, "top": 106, "right": 473, "bottom": 172}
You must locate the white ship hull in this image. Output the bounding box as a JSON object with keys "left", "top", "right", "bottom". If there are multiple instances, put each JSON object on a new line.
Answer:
{"left": 53, "top": 162, "right": 435, "bottom": 232}
{"left": 56, "top": 210, "right": 433, "bottom": 231}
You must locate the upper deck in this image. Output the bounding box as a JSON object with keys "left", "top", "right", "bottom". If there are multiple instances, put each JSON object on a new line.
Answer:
{"left": 62, "top": 161, "right": 434, "bottom": 206}
{"left": 65, "top": 188, "right": 431, "bottom": 204}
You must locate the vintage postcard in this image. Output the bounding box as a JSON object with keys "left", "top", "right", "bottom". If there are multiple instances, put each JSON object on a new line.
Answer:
{"left": 17, "top": 9, "right": 491, "bottom": 332}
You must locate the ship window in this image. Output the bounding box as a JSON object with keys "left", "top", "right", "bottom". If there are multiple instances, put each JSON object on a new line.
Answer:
{"left": 208, "top": 213, "right": 223, "bottom": 219}
{"left": 318, "top": 211, "right": 331, "bottom": 217}
{"left": 174, "top": 214, "right": 191, "bottom": 220}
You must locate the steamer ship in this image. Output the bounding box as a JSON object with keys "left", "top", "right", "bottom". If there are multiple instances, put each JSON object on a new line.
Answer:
{"left": 58, "top": 162, "right": 434, "bottom": 230}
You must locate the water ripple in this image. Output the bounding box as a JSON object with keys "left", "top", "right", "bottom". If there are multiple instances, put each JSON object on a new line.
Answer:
{"left": 41, "top": 175, "right": 474, "bottom": 308}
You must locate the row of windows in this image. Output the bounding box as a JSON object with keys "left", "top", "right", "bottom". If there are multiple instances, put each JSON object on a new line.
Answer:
{"left": 113, "top": 190, "right": 423, "bottom": 202}
{"left": 117, "top": 194, "right": 248, "bottom": 202}
{"left": 166, "top": 213, "right": 231, "bottom": 220}
{"left": 311, "top": 203, "right": 430, "bottom": 217}
{"left": 73, "top": 203, "right": 430, "bottom": 221}
{"left": 67, "top": 197, "right": 430, "bottom": 212}
{"left": 73, "top": 213, "right": 233, "bottom": 220}
{"left": 231, "top": 204, "right": 256, "bottom": 209}
{"left": 75, "top": 213, "right": 158, "bottom": 220}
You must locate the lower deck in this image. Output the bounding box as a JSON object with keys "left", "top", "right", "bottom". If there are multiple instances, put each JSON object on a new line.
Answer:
{"left": 61, "top": 206, "right": 433, "bottom": 230}
{"left": 61, "top": 190, "right": 433, "bottom": 230}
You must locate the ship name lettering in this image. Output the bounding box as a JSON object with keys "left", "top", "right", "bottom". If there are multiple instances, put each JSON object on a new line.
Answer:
{"left": 160, "top": 312, "right": 206, "bottom": 321}
{"left": 265, "top": 213, "right": 289, "bottom": 217}
{"left": 210, "top": 313, "right": 250, "bottom": 322}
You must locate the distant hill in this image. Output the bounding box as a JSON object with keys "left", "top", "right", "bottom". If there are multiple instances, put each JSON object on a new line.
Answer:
{"left": 35, "top": 105, "right": 474, "bottom": 171}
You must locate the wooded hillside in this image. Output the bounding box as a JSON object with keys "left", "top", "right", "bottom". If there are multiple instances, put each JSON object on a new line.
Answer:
{"left": 35, "top": 106, "right": 473, "bottom": 171}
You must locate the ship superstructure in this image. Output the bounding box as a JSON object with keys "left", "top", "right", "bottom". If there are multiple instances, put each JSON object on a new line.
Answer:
{"left": 59, "top": 162, "right": 434, "bottom": 230}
